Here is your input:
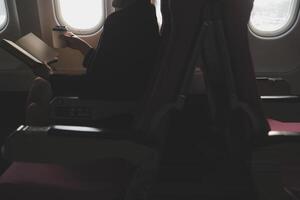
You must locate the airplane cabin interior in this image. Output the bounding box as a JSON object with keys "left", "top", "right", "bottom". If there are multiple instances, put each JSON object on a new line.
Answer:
{"left": 0, "top": 0, "right": 300, "bottom": 199}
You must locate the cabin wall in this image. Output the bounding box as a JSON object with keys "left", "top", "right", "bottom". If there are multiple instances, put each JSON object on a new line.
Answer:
{"left": 250, "top": 3, "right": 300, "bottom": 121}
{"left": 250, "top": 13, "right": 300, "bottom": 94}
{"left": 0, "top": 0, "right": 33, "bottom": 92}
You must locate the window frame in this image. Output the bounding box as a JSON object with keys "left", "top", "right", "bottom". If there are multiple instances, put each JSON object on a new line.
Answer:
{"left": 249, "top": 0, "right": 300, "bottom": 38}
{"left": 53, "top": 0, "right": 107, "bottom": 35}
{"left": 0, "top": 0, "right": 9, "bottom": 32}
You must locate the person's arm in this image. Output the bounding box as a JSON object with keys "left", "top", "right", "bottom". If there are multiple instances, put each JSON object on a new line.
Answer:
{"left": 63, "top": 32, "right": 93, "bottom": 56}
{"left": 31, "top": 62, "right": 53, "bottom": 80}
{"left": 63, "top": 32, "right": 96, "bottom": 69}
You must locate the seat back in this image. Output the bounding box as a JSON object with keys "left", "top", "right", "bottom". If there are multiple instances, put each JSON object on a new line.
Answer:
{"left": 134, "top": 0, "right": 207, "bottom": 147}
{"left": 223, "top": 0, "right": 270, "bottom": 141}
{"left": 121, "top": 1, "right": 209, "bottom": 198}
{"left": 198, "top": 0, "right": 264, "bottom": 198}
{"left": 200, "top": 0, "right": 269, "bottom": 152}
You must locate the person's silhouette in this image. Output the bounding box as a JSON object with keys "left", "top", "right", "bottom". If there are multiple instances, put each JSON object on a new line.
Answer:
{"left": 26, "top": 0, "right": 160, "bottom": 125}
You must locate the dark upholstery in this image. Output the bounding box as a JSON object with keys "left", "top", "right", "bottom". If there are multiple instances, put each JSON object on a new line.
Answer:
{"left": 138, "top": 0, "right": 207, "bottom": 132}
{"left": 198, "top": 0, "right": 263, "bottom": 198}
{"left": 145, "top": 0, "right": 257, "bottom": 199}
{"left": 222, "top": 0, "right": 270, "bottom": 141}
{"left": 0, "top": 161, "right": 134, "bottom": 200}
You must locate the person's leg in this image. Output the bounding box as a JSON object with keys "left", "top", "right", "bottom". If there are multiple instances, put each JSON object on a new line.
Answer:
{"left": 26, "top": 77, "right": 53, "bottom": 126}
{"left": 50, "top": 74, "right": 86, "bottom": 97}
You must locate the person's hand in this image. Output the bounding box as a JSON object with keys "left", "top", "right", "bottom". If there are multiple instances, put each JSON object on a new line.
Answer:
{"left": 63, "top": 32, "right": 93, "bottom": 55}
{"left": 31, "top": 62, "right": 53, "bottom": 80}
{"left": 63, "top": 32, "right": 83, "bottom": 49}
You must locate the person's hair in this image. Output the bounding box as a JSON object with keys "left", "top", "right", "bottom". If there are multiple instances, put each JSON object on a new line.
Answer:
{"left": 112, "top": 0, "right": 142, "bottom": 9}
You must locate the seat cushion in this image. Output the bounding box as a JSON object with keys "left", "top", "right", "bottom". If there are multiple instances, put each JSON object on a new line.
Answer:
{"left": 0, "top": 160, "right": 135, "bottom": 200}
{"left": 268, "top": 119, "right": 300, "bottom": 132}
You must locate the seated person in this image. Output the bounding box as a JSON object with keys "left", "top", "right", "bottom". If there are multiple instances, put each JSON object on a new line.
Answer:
{"left": 26, "top": 0, "right": 160, "bottom": 125}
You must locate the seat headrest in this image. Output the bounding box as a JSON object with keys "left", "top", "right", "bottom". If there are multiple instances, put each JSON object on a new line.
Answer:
{"left": 112, "top": 0, "right": 147, "bottom": 9}
{"left": 223, "top": 0, "right": 254, "bottom": 22}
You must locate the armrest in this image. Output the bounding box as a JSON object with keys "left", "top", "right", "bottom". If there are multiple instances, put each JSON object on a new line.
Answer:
{"left": 285, "top": 188, "right": 300, "bottom": 200}
{"left": 2, "top": 125, "right": 156, "bottom": 165}
{"left": 256, "top": 77, "right": 283, "bottom": 81}
{"left": 50, "top": 97, "right": 137, "bottom": 123}
{"left": 267, "top": 130, "right": 300, "bottom": 145}
{"left": 261, "top": 95, "right": 300, "bottom": 103}
{"left": 269, "top": 131, "right": 300, "bottom": 136}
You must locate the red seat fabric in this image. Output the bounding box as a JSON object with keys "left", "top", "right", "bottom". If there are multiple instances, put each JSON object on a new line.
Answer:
{"left": 268, "top": 119, "right": 300, "bottom": 132}
{"left": 0, "top": 160, "right": 134, "bottom": 200}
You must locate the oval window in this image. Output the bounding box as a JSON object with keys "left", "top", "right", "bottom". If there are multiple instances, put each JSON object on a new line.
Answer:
{"left": 55, "top": 0, "right": 105, "bottom": 34}
{"left": 0, "top": 0, "right": 8, "bottom": 31}
{"left": 249, "top": 0, "right": 299, "bottom": 37}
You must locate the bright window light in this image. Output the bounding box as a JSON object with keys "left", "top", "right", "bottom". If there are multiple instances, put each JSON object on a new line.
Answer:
{"left": 250, "top": 0, "right": 299, "bottom": 37}
{"left": 0, "top": 0, "right": 8, "bottom": 30}
{"left": 152, "top": 0, "right": 162, "bottom": 28}
{"left": 55, "top": 0, "right": 105, "bottom": 34}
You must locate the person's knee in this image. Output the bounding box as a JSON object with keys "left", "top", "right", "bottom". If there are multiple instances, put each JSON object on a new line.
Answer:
{"left": 32, "top": 77, "right": 52, "bottom": 97}
{"left": 27, "top": 77, "right": 53, "bottom": 106}
{"left": 26, "top": 102, "right": 49, "bottom": 126}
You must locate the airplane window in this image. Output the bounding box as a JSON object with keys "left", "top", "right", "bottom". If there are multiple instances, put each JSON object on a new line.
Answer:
{"left": 55, "top": 0, "right": 105, "bottom": 34}
{"left": 249, "top": 0, "right": 299, "bottom": 37}
{"left": 0, "top": 0, "right": 8, "bottom": 30}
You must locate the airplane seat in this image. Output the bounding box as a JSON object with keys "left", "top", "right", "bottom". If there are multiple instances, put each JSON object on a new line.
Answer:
{"left": 0, "top": 0, "right": 192, "bottom": 199}
{"left": 221, "top": 0, "right": 270, "bottom": 142}
{"left": 256, "top": 77, "right": 292, "bottom": 96}
{"left": 199, "top": 0, "right": 300, "bottom": 199}
{"left": 190, "top": 1, "right": 259, "bottom": 199}
{"left": 0, "top": 160, "right": 135, "bottom": 200}
{"left": 142, "top": 0, "right": 244, "bottom": 199}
